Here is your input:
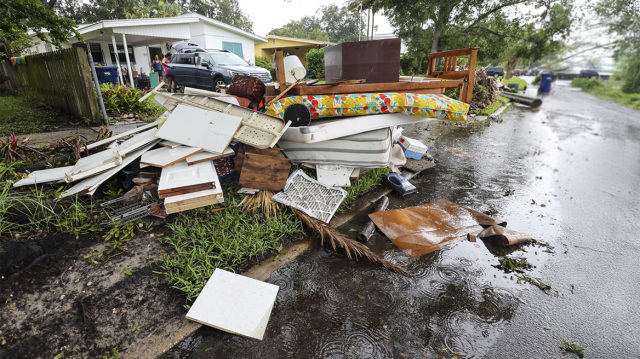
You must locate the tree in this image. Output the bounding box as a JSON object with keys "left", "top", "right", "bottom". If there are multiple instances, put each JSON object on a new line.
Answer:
{"left": 0, "top": 0, "right": 80, "bottom": 58}
{"left": 268, "top": 4, "right": 364, "bottom": 43}
{"left": 268, "top": 16, "right": 329, "bottom": 41}
{"left": 594, "top": 0, "right": 640, "bottom": 93}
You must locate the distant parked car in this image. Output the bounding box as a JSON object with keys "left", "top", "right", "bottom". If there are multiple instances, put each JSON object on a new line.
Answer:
{"left": 169, "top": 50, "right": 272, "bottom": 92}
{"left": 512, "top": 69, "right": 522, "bottom": 76}
{"left": 579, "top": 69, "right": 599, "bottom": 78}
{"left": 485, "top": 66, "right": 505, "bottom": 77}
{"left": 528, "top": 68, "right": 540, "bottom": 76}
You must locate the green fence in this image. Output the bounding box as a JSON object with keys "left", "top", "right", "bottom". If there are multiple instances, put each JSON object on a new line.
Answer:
{"left": 1, "top": 47, "right": 101, "bottom": 123}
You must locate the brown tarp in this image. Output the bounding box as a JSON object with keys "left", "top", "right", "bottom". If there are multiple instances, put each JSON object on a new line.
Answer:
{"left": 368, "top": 199, "right": 530, "bottom": 258}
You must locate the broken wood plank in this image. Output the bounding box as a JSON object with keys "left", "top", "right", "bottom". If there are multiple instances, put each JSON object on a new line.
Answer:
{"left": 166, "top": 196, "right": 224, "bottom": 214}
{"left": 86, "top": 121, "right": 158, "bottom": 150}
{"left": 140, "top": 146, "right": 203, "bottom": 168}
{"left": 185, "top": 147, "right": 234, "bottom": 166}
{"left": 164, "top": 189, "right": 223, "bottom": 208}
{"left": 13, "top": 166, "right": 73, "bottom": 187}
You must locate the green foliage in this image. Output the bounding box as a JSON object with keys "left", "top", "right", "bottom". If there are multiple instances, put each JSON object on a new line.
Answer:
{"left": 560, "top": 338, "right": 584, "bottom": 358}
{"left": 100, "top": 83, "right": 162, "bottom": 117}
{"left": 103, "top": 221, "right": 138, "bottom": 253}
{"left": 400, "top": 54, "right": 416, "bottom": 75}
{"left": 268, "top": 4, "right": 363, "bottom": 43}
{"left": 532, "top": 75, "right": 541, "bottom": 86}
{"left": 0, "top": 0, "right": 80, "bottom": 58}
{"left": 254, "top": 56, "right": 276, "bottom": 80}
{"left": 468, "top": 96, "right": 509, "bottom": 116}
{"left": 305, "top": 48, "right": 325, "bottom": 79}
{"left": 338, "top": 167, "right": 390, "bottom": 212}
{"left": 157, "top": 190, "right": 302, "bottom": 306}
{"left": 570, "top": 78, "right": 640, "bottom": 110}
{"left": 620, "top": 56, "right": 640, "bottom": 94}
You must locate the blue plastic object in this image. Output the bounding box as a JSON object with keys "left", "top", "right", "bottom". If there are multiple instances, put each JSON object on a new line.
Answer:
{"left": 95, "top": 66, "right": 119, "bottom": 85}
{"left": 539, "top": 73, "right": 553, "bottom": 93}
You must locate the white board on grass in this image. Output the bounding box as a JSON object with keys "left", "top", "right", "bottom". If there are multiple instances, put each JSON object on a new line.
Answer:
{"left": 186, "top": 269, "right": 279, "bottom": 340}
{"left": 13, "top": 166, "right": 73, "bottom": 187}
{"left": 158, "top": 160, "right": 217, "bottom": 192}
{"left": 316, "top": 165, "right": 355, "bottom": 187}
{"left": 140, "top": 145, "right": 203, "bottom": 168}
{"left": 155, "top": 105, "right": 242, "bottom": 154}
{"left": 185, "top": 147, "right": 234, "bottom": 165}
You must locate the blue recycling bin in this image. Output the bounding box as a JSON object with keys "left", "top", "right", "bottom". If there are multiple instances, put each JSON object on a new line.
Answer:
{"left": 95, "top": 66, "right": 119, "bottom": 85}
{"left": 539, "top": 73, "right": 553, "bottom": 93}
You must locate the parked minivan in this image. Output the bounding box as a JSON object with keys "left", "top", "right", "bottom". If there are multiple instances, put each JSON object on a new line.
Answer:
{"left": 168, "top": 47, "right": 272, "bottom": 92}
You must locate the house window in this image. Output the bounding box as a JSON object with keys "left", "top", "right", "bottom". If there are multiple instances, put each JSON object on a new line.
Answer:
{"left": 45, "top": 43, "right": 53, "bottom": 52}
{"left": 108, "top": 44, "right": 136, "bottom": 64}
{"left": 222, "top": 42, "right": 244, "bottom": 58}
{"left": 73, "top": 43, "right": 105, "bottom": 63}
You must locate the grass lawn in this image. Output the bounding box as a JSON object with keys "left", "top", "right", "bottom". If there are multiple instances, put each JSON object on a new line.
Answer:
{"left": 571, "top": 78, "right": 640, "bottom": 110}
{"left": 469, "top": 96, "right": 510, "bottom": 116}
{"left": 503, "top": 76, "right": 528, "bottom": 92}
{"left": 0, "top": 89, "right": 88, "bottom": 137}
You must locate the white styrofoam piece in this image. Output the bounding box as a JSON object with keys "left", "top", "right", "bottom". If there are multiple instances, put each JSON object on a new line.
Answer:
{"left": 13, "top": 166, "right": 74, "bottom": 187}
{"left": 350, "top": 168, "right": 361, "bottom": 179}
{"left": 60, "top": 141, "right": 159, "bottom": 198}
{"left": 272, "top": 170, "right": 347, "bottom": 223}
{"left": 315, "top": 165, "right": 354, "bottom": 187}
{"left": 185, "top": 268, "right": 279, "bottom": 340}
{"left": 185, "top": 147, "right": 234, "bottom": 165}
{"left": 140, "top": 145, "right": 202, "bottom": 168}
{"left": 279, "top": 113, "right": 432, "bottom": 144}
{"left": 156, "top": 105, "right": 242, "bottom": 154}
{"left": 158, "top": 160, "right": 217, "bottom": 192}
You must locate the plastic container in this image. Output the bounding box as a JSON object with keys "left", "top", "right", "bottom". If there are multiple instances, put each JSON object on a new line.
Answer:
{"left": 398, "top": 136, "right": 427, "bottom": 160}
{"left": 383, "top": 172, "right": 416, "bottom": 197}
{"left": 95, "top": 66, "right": 119, "bottom": 85}
{"left": 283, "top": 55, "right": 306, "bottom": 84}
{"left": 539, "top": 74, "right": 553, "bottom": 93}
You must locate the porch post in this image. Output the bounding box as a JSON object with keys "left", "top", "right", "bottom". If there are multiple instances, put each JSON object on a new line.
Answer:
{"left": 122, "top": 33, "right": 135, "bottom": 86}
{"left": 111, "top": 34, "right": 124, "bottom": 85}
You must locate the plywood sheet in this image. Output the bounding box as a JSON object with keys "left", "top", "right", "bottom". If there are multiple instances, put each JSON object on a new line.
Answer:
{"left": 238, "top": 153, "right": 291, "bottom": 192}
{"left": 156, "top": 105, "right": 241, "bottom": 154}
{"left": 141, "top": 146, "right": 203, "bottom": 168}
{"left": 186, "top": 147, "right": 234, "bottom": 166}
{"left": 185, "top": 268, "right": 279, "bottom": 340}
{"left": 165, "top": 197, "right": 224, "bottom": 214}
{"left": 158, "top": 160, "right": 217, "bottom": 192}
{"left": 164, "top": 189, "right": 223, "bottom": 208}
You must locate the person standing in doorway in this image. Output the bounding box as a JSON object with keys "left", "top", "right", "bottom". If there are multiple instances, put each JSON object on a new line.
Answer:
{"left": 161, "top": 53, "right": 176, "bottom": 92}
{"left": 151, "top": 54, "right": 163, "bottom": 74}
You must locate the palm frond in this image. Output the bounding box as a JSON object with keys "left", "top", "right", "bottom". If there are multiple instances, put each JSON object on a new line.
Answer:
{"left": 293, "top": 209, "right": 410, "bottom": 276}
{"left": 238, "top": 190, "right": 279, "bottom": 217}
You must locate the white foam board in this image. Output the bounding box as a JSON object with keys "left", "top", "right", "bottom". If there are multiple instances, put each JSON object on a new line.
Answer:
{"left": 186, "top": 269, "right": 279, "bottom": 340}
{"left": 158, "top": 160, "right": 216, "bottom": 192}
{"left": 316, "top": 165, "right": 354, "bottom": 187}
{"left": 156, "top": 105, "right": 242, "bottom": 154}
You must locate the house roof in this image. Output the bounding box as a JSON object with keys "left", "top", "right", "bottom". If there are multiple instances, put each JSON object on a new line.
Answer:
{"left": 264, "top": 35, "right": 330, "bottom": 46}
{"left": 31, "top": 12, "right": 266, "bottom": 44}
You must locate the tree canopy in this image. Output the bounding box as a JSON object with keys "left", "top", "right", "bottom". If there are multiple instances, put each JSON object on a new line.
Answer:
{"left": 594, "top": 0, "right": 639, "bottom": 93}
{"left": 269, "top": 4, "right": 364, "bottom": 43}
{"left": 0, "top": 0, "right": 80, "bottom": 58}
{"left": 354, "top": 0, "right": 573, "bottom": 73}
{"left": 50, "top": 0, "right": 253, "bottom": 32}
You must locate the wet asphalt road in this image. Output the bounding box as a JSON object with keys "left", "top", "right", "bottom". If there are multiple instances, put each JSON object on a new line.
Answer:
{"left": 163, "top": 81, "right": 640, "bottom": 358}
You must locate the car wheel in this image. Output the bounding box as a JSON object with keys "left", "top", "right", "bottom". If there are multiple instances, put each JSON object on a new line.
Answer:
{"left": 213, "top": 77, "right": 227, "bottom": 93}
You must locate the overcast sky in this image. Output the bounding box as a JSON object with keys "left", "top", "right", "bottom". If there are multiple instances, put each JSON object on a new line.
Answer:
{"left": 236, "top": 0, "right": 394, "bottom": 37}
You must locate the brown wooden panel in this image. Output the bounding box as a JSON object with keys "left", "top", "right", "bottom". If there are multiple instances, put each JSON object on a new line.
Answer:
{"left": 159, "top": 183, "right": 215, "bottom": 197}
{"left": 428, "top": 47, "right": 480, "bottom": 59}
{"left": 238, "top": 153, "right": 292, "bottom": 192}
{"left": 234, "top": 145, "right": 284, "bottom": 173}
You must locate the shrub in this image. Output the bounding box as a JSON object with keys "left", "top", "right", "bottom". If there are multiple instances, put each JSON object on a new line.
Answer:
{"left": 400, "top": 54, "right": 416, "bottom": 76}
{"left": 532, "top": 75, "right": 541, "bottom": 86}
{"left": 305, "top": 48, "right": 324, "bottom": 79}
{"left": 100, "top": 83, "right": 158, "bottom": 117}
{"left": 255, "top": 56, "right": 276, "bottom": 80}
{"left": 570, "top": 77, "right": 603, "bottom": 91}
